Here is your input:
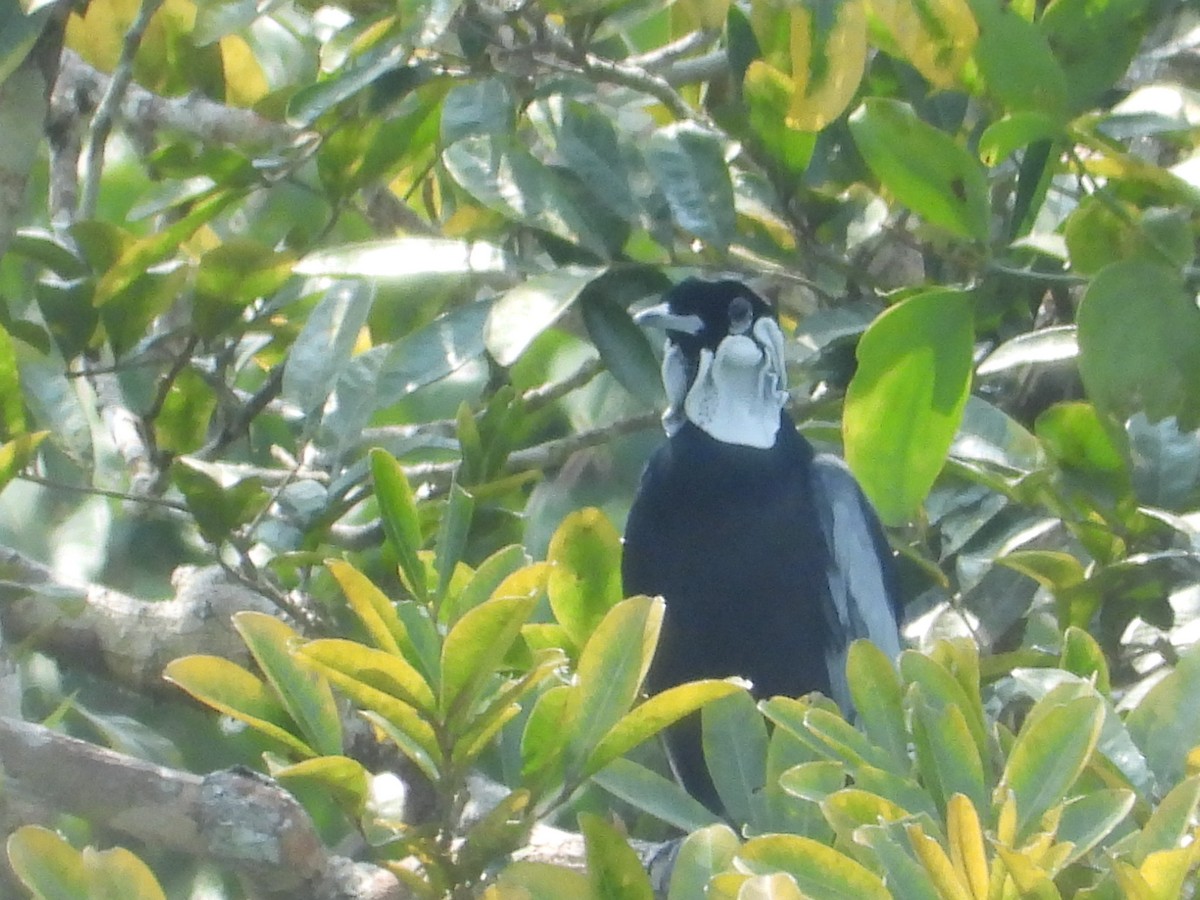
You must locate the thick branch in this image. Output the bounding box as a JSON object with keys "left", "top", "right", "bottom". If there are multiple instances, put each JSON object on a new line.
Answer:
{"left": 0, "top": 548, "right": 278, "bottom": 694}
{"left": 0, "top": 716, "right": 405, "bottom": 900}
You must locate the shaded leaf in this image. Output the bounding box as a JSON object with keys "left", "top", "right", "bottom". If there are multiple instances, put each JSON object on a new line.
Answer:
{"left": 644, "top": 122, "right": 737, "bottom": 250}
{"left": 581, "top": 812, "right": 655, "bottom": 900}
{"left": 370, "top": 449, "right": 427, "bottom": 601}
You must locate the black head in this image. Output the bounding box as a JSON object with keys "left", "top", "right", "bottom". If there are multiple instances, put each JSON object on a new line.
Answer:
{"left": 636, "top": 278, "right": 788, "bottom": 448}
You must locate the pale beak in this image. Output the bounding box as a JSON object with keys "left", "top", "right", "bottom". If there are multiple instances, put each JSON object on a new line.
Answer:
{"left": 633, "top": 303, "right": 704, "bottom": 335}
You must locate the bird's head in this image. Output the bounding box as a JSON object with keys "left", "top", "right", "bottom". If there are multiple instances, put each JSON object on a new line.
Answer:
{"left": 636, "top": 278, "right": 789, "bottom": 449}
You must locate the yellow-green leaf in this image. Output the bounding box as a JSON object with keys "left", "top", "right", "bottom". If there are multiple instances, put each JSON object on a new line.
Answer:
{"left": 737, "top": 833, "right": 891, "bottom": 899}
{"left": 7, "top": 826, "right": 86, "bottom": 900}
{"left": 369, "top": 448, "right": 427, "bottom": 600}
{"left": 325, "top": 559, "right": 406, "bottom": 656}
{"left": 548, "top": 507, "right": 624, "bottom": 649}
{"left": 163, "top": 655, "right": 314, "bottom": 757}
{"left": 870, "top": 0, "right": 977, "bottom": 87}
{"left": 234, "top": 611, "right": 342, "bottom": 757}
{"left": 298, "top": 638, "right": 436, "bottom": 714}
{"left": 82, "top": 846, "right": 166, "bottom": 900}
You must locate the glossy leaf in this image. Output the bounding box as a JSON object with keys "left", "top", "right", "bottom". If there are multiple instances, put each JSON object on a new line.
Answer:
{"left": 325, "top": 559, "right": 406, "bottom": 656}
{"left": 580, "top": 289, "right": 664, "bottom": 407}
{"left": 845, "top": 289, "right": 974, "bottom": 525}
{"left": 485, "top": 862, "right": 590, "bottom": 899}
{"left": 591, "top": 758, "right": 721, "bottom": 833}
{"left": 7, "top": 826, "right": 87, "bottom": 900}
{"left": 273, "top": 755, "right": 370, "bottom": 813}
{"left": 849, "top": 99, "right": 990, "bottom": 241}
{"left": 847, "top": 640, "right": 908, "bottom": 770}
{"left": 643, "top": 122, "right": 737, "bottom": 250}
{"left": 970, "top": 0, "right": 1067, "bottom": 116}
{"left": 871, "top": 0, "right": 978, "bottom": 89}
{"left": 282, "top": 280, "right": 375, "bottom": 414}
{"left": 370, "top": 449, "right": 427, "bottom": 601}
{"left": 1040, "top": 0, "right": 1155, "bottom": 113}
{"left": 566, "top": 596, "right": 664, "bottom": 772}
{"left": 294, "top": 236, "right": 510, "bottom": 280}
{"left": 547, "top": 507, "right": 625, "bottom": 649}
{"left": 233, "top": 611, "right": 342, "bottom": 757}
{"left": 668, "top": 824, "right": 742, "bottom": 900}
{"left": 1128, "top": 646, "right": 1200, "bottom": 792}
{"left": 162, "top": 655, "right": 313, "bottom": 757}
{"left": 485, "top": 269, "right": 600, "bottom": 367}
{"left": 703, "top": 690, "right": 769, "bottom": 825}
{"left": 1000, "top": 693, "right": 1104, "bottom": 839}
{"left": 780, "top": 0, "right": 868, "bottom": 129}
{"left": 581, "top": 812, "right": 655, "bottom": 900}
{"left": 737, "top": 834, "right": 891, "bottom": 899}
{"left": 441, "top": 593, "right": 539, "bottom": 725}
{"left": 586, "top": 679, "right": 742, "bottom": 777}
{"left": 82, "top": 846, "right": 166, "bottom": 900}
{"left": 298, "top": 638, "right": 436, "bottom": 714}
{"left": 434, "top": 482, "right": 475, "bottom": 604}
{"left": 1076, "top": 260, "right": 1200, "bottom": 430}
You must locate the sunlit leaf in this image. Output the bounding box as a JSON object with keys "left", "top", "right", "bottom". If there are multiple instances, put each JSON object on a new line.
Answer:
{"left": 592, "top": 758, "right": 721, "bottom": 833}
{"left": 703, "top": 690, "right": 768, "bottom": 825}
{"left": 737, "top": 834, "right": 891, "bottom": 899}
{"left": 83, "top": 846, "right": 167, "bottom": 900}
{"left": 484, "top": 269, "right": 600, "bottom": 367}
{"left": 644, "top": 122, "right": 737, "bottom": 250}
{"left": 581, "top": 812, "right": 655, "bottom": 900}
{"left": 7, "top": 826, "right": 87, "bottom": 900}
{"left": 234, "top": 612, "right": 342, "bottom": 757}
{"left": 298, "top": 638, "right": 436, "bottom": 714}
{"left": 871, "top": 0, "right": 978, "bottom": 89}
{"left": 845, "top": 289, "right": 974, "bottom": 525}
{"left": 370, "top": 448, "right": 428, "bottom": 601}
{"left": 849, "top": 99, "right": 990, "bottom": 241}
{"left": 441, "top": 594, "right": 539, "bottom": 726}
{"left": 547, "top": 507, "right": 624, "bottom": 650}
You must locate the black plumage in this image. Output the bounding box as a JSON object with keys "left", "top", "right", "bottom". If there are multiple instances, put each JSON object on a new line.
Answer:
{"left": 622, "top": 278, "right": 901, "bottom": 812}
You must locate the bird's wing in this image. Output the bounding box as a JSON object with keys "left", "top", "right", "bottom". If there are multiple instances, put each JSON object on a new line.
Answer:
{"left": 810, "top": 454, "right": 902, "bottom": 712}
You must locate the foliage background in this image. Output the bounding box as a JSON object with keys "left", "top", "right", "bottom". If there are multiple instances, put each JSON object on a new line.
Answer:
{"left": 0, "top": 0, "right": 1198, "bottom": 896}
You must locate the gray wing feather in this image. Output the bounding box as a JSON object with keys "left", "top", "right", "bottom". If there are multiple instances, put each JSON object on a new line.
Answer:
{"left": 810, "top": 454, "right": 902, "bottom": 713}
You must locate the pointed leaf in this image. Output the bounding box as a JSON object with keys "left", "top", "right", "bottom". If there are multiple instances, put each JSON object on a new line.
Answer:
{"left": 586, "top": 679, "right": 743, "bottom": 777}
{"left": 566, "top": 596, "right": 664, "bottom": 771}
{"left": 163, "top": 655, "right": 313, "bottom": 757}
{"left": 591, "top": 758, "right": 721, "bottom": 833}
{"left": 294, "top": 237, "right": 510, "bottom": 280}
{"left": 644, "top": 122, "right": 737, "bottom": 250}
{"left": 441, "top": 594, "right": 539, "bottom": 726}
{"left": 370, "top": 448, "right": 427, "bottom": 601}
{"left": 581, "top": 812, "right": 655, "bottom": 900}
{"left": 703, "top": 691, "right": 769, "bottom": 825}
{"left": 484, "top": 269, "right": 599, "bottom": 366}
{"left": 298, "top": 638, "right": 436, "bottom": 714}
{"left": 233, "top": 612, "right": 341, "bottom": 757}
{"left": 847, "top": 640, "right": 908, "bottom": 771}
{"left": 737, "top": 834, "right": 891, "bottom": 899}
{"left": 325, "top": 559, "right": 406, "bottom": 656}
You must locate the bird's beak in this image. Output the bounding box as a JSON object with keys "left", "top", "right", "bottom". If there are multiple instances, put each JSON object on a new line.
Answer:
{"left": 633, "top": 303, "right": 703, "bottom": 335}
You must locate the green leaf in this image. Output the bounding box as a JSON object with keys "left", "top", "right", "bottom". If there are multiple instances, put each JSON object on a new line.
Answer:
{"left": 969, "top": 0, "right": 1067, "bottom": 116}
{"left": 325, "top": 559, "right": 408, "bottom": 657}
{"left": 1076, "top": 261, "right": 1200, "bottom": 430}
{"left": 486, "top": 862, "right": 590, "bottom": 899}
{"left": 83, "top": 846, "right": 166, "bottom": 900}
{"left": 849, "top": 99, "right": 989, "bottom": 241}
{"left": 845, "top": 289, "right": 974, "bottom": 524}
{"left": 591, "top": 758, "right": 721, "bottom": 833}
{"left": 194, "top": 240, "right": 294, "bottom": 340}
{"left": 34, "top": 276, "right": 98, "bottom": 360}
{"left": 978, "top": 112, "right": 1062, "bottom": 167}
{"left": 1035, "top": 401, "right": 1130, "bottom": 476}
{"left": 273, "top": 755, "right": 370, "bottom": 813}
{"left": 1000, "top": 693, "right": 1104, "bottom": 839}
{"left": 162, "top": 655, "right": 314, "bottom": 757}
{"left": 847, "top": 640, "right": 908, "bottom": 771}
{"left": 7, "top": 826, "right": 87, "bottom": 900}
{"left": 294, "top": 237, "right": 510, "bottom": 281}
{"left": 171, "top": 461, "right": 269, "bottom": 545}
{"left": 1040, "top": 0, "right": 1155, "bottom": 113}
{"left": 565, "top": 596, "right": 664, "bottom": 774}
{"left": 900, "top": 649, "right": 988, "bottom": 769}
{"left": 444, "top": 135, "right": 619, "bottom": 256}
{"left": 580, "top": 289, "right": 664, "bottom": 407}
{"left": 0, "top": 325, "right": 24, "bottom": 438}
{"left": 909, "top": 686, "right": 987, "bottom": 813}
{"left": 298, "top": 638, "right": 436, "bottom": 714}
{"left": 484, "top": 269, "right": 600, "bottom": 367}
{"left": 737, "top": 834, "right": 891, "bottom": 899}
{"left": 233, "top": 612, "right": 343, "bottom": 757}
{"left": 1059, "top": 626, "right": 1111, "bottom": 694}
{"left": 743, "top": 61, "right": 817, "bottom": 178}
{"left": 1056, "top": 789, "right": 1135, "bottom": 866}
{"left": 530, "top": 96, "right": 639, "bottom": 220}
{"left": 282, "top": 280, "right": 375, "bottom": 414}
{"left": 580, "top": 812, "right": 655, "bottom": 900}
{"left": 0, "top": 431, "right": 47, "bottom": 493}
{"left": 703, "top": 691, "right": 768, "bottom": 825}
{"left": 643, "top": 122, "right": 737, "bottom": 250}
{"left": 1131, "top": 776, "right": 1200, "bottom": 864}
{"left": 520, "top": 683, "right": 572, "bottom": 788}
{"left": 441, "top": 77, "right": 515, "bottom": 144}
{"left": 441, "top": 594, "right": 539, "bottom": 726}
{"left": 442, "top": 545, "right": 531, "bottom": 626}
{"left": 855, "top": 822, "right": 943, "bottom": 900}
{"left": 668, "top": 824, "right": 742, "bottom": 900}
{"left": 586, "top": 679, "right": 742, "bottom": 777}
{"left": 435, "top": 482, "right": 475, "bottom": 604}
{"left": 1127, "top": 645, "right": 1200, "bottom": 789}
{"left": 547, "top": 507, "right": 625, "bottom": 649}
{"left": 359, "top": 710, "right": 441, "bottom": 783}
{"left": 369, "top": 448, "right": 428, "bottom": 601}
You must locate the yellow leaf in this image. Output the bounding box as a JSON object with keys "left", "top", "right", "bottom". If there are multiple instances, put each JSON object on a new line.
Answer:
{"left": 1140, "top": 845, "right": 1200, "bottom": 899}
{"left": 907, "top": 822, "right": 973, "bottom": 900}
{"left": 869, "top": 0, "right": 978, "bottom": 88}
{"left": 786, "top": 0, "right": 868, "bottom": 130}
{"left": 220, "top": 34, "right": 270, "bottom": 107}
{"left": 947, "top": 794, "right": 990, "bottom": 900}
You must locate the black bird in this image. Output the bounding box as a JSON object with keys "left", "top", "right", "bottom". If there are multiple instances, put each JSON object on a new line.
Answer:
{"left": 622, "top": 277, "right": 901, "bottom": 813}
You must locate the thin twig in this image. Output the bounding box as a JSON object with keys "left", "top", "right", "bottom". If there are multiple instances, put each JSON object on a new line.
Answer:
{"left": 77, "top": 0, "right": 165, "bottom": 219}
{"left": 16, "top": 472, "right": 189, "bottom": 513}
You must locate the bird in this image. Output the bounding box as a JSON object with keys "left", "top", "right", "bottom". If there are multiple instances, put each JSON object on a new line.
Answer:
{"left": 621, "top": 277, "right": 902, "bottom": 813}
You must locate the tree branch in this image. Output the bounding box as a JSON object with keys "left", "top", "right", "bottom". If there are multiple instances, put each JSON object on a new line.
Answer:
{"left": 0, "top": 716, "right": 407, "bottom": 900}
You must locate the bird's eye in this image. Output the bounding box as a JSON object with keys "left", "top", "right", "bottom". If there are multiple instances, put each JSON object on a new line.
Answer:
{"left": 728, "top": 296, "right": 753, "bottom": 333}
